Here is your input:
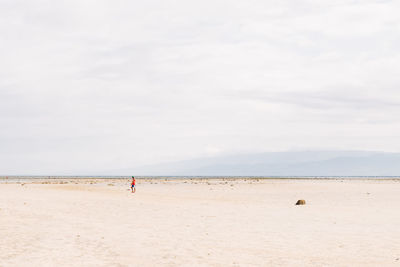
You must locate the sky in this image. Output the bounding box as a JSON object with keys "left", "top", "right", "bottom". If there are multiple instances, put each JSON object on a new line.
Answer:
{"left": 1, "top": 0, "right": 400, "bottom": 174}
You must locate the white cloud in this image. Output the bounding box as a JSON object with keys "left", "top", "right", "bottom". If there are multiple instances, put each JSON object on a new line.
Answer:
{"left": 1, "top": 0, "right": 400, "bottom": 174}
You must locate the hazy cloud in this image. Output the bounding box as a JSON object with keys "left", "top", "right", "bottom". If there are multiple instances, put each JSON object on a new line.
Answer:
{"left": 1, "top": 0, "right": 400, "bottom": 174}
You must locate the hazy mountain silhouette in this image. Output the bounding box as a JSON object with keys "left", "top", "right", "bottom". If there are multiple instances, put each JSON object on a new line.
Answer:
{"left": 115, "top": 151, "right": 400, "bottom": 176}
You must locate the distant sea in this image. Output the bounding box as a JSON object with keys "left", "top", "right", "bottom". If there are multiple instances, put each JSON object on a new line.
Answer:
{"left": 1, "top": 175, "right": 400, "bottom": 183}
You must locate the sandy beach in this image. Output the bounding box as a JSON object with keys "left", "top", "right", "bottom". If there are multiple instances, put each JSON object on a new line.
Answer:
{"left": 1, "top": 178, "right": 400, "bottom": 266}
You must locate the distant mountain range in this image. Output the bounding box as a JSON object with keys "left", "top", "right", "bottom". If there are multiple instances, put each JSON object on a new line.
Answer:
{"left": 121, "top": 151, "right": 400, "bottom": 176}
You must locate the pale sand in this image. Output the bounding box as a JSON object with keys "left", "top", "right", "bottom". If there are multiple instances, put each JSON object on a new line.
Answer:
{"left": 1, "top": 178, "right": 400, "bottom": 267}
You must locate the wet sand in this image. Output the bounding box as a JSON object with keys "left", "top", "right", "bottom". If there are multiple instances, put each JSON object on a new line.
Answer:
{"left": 1, "top": 178, "right": 400, "bottom": 266}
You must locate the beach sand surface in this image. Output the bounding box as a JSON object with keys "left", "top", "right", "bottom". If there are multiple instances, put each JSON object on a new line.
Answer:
{"left": 1, "top": 178, "right": 400, "bottom": 266}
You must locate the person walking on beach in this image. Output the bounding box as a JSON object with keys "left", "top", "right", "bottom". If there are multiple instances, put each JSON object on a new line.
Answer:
{"left": 131, "top": 176, "right": 136, "bottom": 193}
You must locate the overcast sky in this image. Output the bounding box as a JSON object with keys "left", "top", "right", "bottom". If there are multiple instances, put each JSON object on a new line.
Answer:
{"left": 1, "top": 0, "right": 400, "bottom": 174}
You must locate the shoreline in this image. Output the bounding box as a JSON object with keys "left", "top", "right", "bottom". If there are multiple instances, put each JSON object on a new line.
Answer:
{"left": 2, "top": 176, "right": 400, "bottom": 185}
